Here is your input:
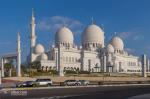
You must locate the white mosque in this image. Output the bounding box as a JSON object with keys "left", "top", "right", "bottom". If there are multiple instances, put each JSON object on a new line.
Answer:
{"left": 28, "top": 10, "right": 149, "bottom": 76}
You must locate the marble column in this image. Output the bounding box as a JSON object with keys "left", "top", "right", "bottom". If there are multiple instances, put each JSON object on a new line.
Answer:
{"left": 103, "top": 54, "right": 107, "bottom": 72}
{"left": 58, "top": 45, "right": 64, "bottom": 76}
{"left": 55, "top": 52, "right": 58, "bottom": 71}
{"left": 142, "top": 54, "right": 147, "bottom": 77}
{"left": 0, "top": 70, "right": 1, "bottom": 85}
{"left": 9, "top": 69, "right": 12, "bottom": 77}
{"left": 147, "top": 59, "right": 149, "bottom": 72}
{"left": 107, "top": 53, "right": 112, "bottom": 72}
{"left": 17, "top": 32, "right": 21, "bottom": 77}
{"left": 88, "top": 59, "right": 91, "bottom": 72}
{"left": 1, "top": 58, "right": 4, "bottom": 77}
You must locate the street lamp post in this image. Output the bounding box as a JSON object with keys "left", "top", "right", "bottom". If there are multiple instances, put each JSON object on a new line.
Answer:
{"left": 0, "top": 70, "right": 1, "bottom": 85}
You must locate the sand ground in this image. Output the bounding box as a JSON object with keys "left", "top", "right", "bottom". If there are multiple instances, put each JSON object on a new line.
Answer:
{"left": 3, "top": 76, "right": 150, "bottom": 82}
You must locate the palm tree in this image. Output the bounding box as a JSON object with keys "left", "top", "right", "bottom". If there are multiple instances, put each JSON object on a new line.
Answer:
{"left": 21, "top": 64, "right": 27, "bottom": 74}
{"left": 30, "top": 61, "right": 41, "bottom": 70}
{"left": 28, "top": 61, "right": 41, "bottom": 77}
{"left": 4, "top": 63, "right": 12, "bottom": 77}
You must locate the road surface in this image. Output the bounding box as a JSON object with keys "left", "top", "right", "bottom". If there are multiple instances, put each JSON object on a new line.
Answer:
{"left": 1, "top": 85, "right": 150, "bottom": 99}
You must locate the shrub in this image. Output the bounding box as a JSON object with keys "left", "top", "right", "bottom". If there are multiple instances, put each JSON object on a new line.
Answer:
{"left": 79, "top": 70, "right": 90, "bottom": 74}
{"left": 48, "top": 70, "right": 58, "bottom": 75}
{"left": 65, "top": 70, "right": 77, "bottom": 74}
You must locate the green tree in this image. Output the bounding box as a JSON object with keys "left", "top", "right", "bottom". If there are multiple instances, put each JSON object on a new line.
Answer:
{"left": 30, "top": 61, "right": 41, "bottom": 70}
{"left": 4, "top": 63, "right": 13, "bottom": 77}
{"left": 21, "top": 64, "right": 27, "bottom": 73}
{"left": 4, "top": 63, "right": 12, "bottom": 70}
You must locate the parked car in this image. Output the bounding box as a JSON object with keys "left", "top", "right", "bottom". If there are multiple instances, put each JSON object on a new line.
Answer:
{"left": 79, "top": 80, "right": 90, "bottom": 86}
{"left": 16, "top": 81, "right": 36, "bottom": 87}
{"left": 64, "top": 80, "right": 81, "bottom": 86}
{"left": 35, "top": 78, "right": 53, "bottom": 87}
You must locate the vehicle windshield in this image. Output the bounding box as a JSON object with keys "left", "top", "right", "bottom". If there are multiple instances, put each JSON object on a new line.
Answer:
{"left": 25, "top": 81, "right": 33, "bottom": 83}
{"left": 36, "top": 79, "right": 51, "bottom": 81}
{"left": 66, "top": 80, "right": 76, "bottom": 82}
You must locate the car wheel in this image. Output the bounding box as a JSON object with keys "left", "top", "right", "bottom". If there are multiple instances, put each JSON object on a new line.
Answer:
{"left": 47, "top": 83, "right": 51, "bottom": 87}
{"left": 65, "top": 84, "right": 68, "bottom": 86}
{"left": 20, "top": 85, "right": 24, "bottom": 87}
{"left": 32, "top": 84, "right": 36, "bottom": 87}
{"left": 75, "top": 83, "right": 78, "bottom": 86}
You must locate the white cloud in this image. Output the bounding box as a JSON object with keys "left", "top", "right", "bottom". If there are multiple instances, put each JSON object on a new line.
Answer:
{"left": 118, "top": 31, "right": 144, "bottom": 41}
{"left": 147, "top": 46, "right": 150, "bottom": 50}
{"left": 0, "top": 41, "right": 11, "bottom": 47}
{"left": 133, "top": 35, "right": 144, "bottom": 40}
{"left": 37, "top": 16, "right": 83, "bottom": 34}
{"left": 118, "top": 32, "right": 133, "bottom": 39}
{"left": 125, "top": 48, "right": 135, "bottom": 54}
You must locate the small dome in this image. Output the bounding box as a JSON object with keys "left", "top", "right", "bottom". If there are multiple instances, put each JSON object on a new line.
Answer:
{"left": 35, "top": 44, "right": 45, "bottom": 54}
{"left": 55, "top": 27, "right": 74, "bottom": 44}
{"left": 82, "top": 24, "right": 104, "bottom": 44}
{"left": 107, "top": 44, "right": 114, "bottom": 53}
{"left": 110, "top": 36, "right": 124, "bottom": 50}
{"left": 40, "top": 53, "right": 48, "bottom": 60}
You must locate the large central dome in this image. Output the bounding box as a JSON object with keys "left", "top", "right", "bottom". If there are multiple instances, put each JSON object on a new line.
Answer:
{"left": 55, "top": 27, "right": 74, "bottom": 47}
{"left": 82, "top": 24, "right": 104, "bottom": 49}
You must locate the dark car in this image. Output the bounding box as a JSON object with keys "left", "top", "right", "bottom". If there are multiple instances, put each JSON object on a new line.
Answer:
{"left": 16, "top": 81, "right": 36, "bottom": 87}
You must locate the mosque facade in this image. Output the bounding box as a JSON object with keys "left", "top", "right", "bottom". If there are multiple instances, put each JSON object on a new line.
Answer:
{"left": 29, "top": 11, "right": 149, "bottom": 76}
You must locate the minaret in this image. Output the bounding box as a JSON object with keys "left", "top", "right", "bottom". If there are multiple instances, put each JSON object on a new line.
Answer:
{"left": 142, "top": 54, "right": 147, "bottom": 77}
{"left": 17, "top": 32, "right": 21, "bottom": 77}
{"left": 0, "top": 70, "right": 1, "bottom": 84}
{"left": 30, "top": 8, "right": 36, "bottom": 62}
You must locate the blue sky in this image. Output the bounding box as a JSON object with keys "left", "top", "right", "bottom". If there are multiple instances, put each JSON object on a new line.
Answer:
{"left": 0, "top": 0, "right": 150, "bottom": 62}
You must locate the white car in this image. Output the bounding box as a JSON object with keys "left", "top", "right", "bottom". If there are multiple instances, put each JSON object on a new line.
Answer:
{"left": 64, "top": 80, "right": 81, "bottom": 86}
{"left": 35, "top": 79, "right": 52, "bottom": 86}
{"left": 79, "top": 80, "right": 90, "bottom": 86}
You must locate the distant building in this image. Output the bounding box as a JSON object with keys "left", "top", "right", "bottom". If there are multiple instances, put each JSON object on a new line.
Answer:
{"left": 28, "top": 10, "right": 149, "bottom": 76}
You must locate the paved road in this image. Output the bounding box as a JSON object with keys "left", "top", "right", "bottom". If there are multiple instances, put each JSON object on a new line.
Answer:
{"left": 1, "top": 85, "right": 150, "bottom": 99}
